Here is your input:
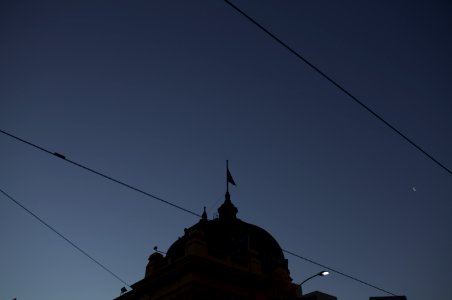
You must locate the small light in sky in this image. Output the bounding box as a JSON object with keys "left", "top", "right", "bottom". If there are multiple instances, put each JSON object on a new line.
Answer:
{"left": 412, "top": 186, "right": 417, "bottom": 192}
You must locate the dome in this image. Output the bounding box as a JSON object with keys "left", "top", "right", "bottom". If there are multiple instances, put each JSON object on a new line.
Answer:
{"left": 145, "top": 252, "right": 165, "bottom": 277}
{"left": 148, "top": 252, "right": 164, "bottom": 262}
{"left": 140, "top": 192, "right": 297, "bottom": 299}
{"left": 165, "top": 193, "right": 288, "bottom": 273}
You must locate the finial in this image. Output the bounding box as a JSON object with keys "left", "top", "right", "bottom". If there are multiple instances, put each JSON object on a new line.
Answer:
{"left": 201, "top": 206, "right": 207, "bottom": 221}
{"left": 120, "top": 287, "right": 127, "bottom": 295}
{"left": 218, "top": 191, "right": 238, "bottom": 220}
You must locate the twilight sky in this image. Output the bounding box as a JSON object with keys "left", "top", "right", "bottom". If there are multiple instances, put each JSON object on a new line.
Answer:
{"left": 1, "top": 1, "right": 451, "bottom": 300}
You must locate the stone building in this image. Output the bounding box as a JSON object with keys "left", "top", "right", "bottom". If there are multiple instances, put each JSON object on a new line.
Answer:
{"left": 115, "top": 192, "right": 300, "bottom": 300}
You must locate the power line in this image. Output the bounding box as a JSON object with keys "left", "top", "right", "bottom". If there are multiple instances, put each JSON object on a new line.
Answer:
{"left": 0, "top": 129, "right": 201, "bottom": 218}
{"left": 3, "top": 184, "right": 398, "bottom": 297}
{"left": 1, "top": 128, "right": 399, "bottom": 296}
{"left": 0, "top": 187, "right": 131, "bottom": 288}
{"left": 223, "top": 0, "right": 452, "bottom": 177}
{"left": 282, "top": 249, "right": 398, "bottom": 296}
{"left": 0, "top": 4, "right": 415, "bottom": 297}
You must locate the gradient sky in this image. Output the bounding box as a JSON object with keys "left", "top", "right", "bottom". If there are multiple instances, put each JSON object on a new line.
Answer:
{"left": 1, "top": 1, "right": 451, "bottom": 300}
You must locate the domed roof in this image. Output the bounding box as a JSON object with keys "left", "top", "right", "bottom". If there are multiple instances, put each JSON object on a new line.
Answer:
{"left": 148, "top": 252, "right": 164, "bottom": 262}
{"left": 165, "top": 192, "right": 288, "bottom": 273}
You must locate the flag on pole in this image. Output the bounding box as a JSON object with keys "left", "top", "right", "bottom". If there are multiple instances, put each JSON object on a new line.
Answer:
{"left": 227, "top": 168, "right": 236, "bottom": 186}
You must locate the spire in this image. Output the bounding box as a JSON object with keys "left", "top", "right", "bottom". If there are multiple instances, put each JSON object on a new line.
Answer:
{"left": 201, "top": 206, "right": 207, "bottom": 221}
{"left": 219, "top": 161, "right": 238, "bottom": 220}
{"left": 218, "top": 191, "right": 238, "bottom": 220}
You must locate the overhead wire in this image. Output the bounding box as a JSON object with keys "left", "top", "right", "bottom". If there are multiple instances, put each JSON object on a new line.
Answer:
{"left": 0, "top": 187, "right": 131, "bottom": 288}
{"left": 2, "top": 2, "right": 420, "bottom": 291}
{"left": 0, "top": 2, "right": 420, "bottom": 296}
{"left": 223, "top": 0, "right": 452, "bottom": 177}
{"left": 1, "top": 128, "right": 398, "bottom": 296}
{"left": 0, "top": 129, "right": 201, "bottom": 218}
{"left": 282, "top": 249, "right": 398, "bottom": 296}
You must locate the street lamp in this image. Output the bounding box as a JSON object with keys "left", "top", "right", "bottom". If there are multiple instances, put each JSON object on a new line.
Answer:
{"left": 297, "top": 271, "right": 330, "bottom": 296}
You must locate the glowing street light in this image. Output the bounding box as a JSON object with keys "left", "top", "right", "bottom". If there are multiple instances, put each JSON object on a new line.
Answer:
{"left": 297, "top": 271, "right": 330, "bottom": 296}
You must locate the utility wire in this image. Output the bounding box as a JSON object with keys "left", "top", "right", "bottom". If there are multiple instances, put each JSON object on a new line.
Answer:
{"left": 282, "top": 249, "right": 398, "bottom": 296}
{"left": 0, "top": 187, "right": 131, "bottom": 288}
{"left": 0, "top": 129, "right": 201, "bottom": 218}
{"left": 223, "top": 0, "right": 452, "bottom": 177}
{"left": 1, "top": 128, "right": 398, "bottom": 295}
{"left": 0, "top": 4, "right": 414, "bottom": 296}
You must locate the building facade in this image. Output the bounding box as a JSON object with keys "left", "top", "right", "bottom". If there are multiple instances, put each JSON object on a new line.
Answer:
{"left": 115, "top": 192, "right": 300, "bottom": 300}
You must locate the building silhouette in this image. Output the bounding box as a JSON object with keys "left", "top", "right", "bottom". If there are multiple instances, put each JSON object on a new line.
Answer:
{"left": 301, "top": 291, "right": 337, "bottom": 300}
{"left": 369, "top": 297, "right": 407, "bottom": 300}
{"left": 113, "top": 190, "right": 407, "bottom": 300}
{"left": 115, "top": 192, "right": 301, "bottom": 299}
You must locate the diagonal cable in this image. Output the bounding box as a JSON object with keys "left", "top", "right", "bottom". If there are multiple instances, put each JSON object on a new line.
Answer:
{"left": 223, "top": 0, "right": 451, "bottom": 176}
{"left": 283, "top": 249, "right": 398, "bottom": 296}
{"left": 0, "top": 129, "right": 201, "bottom": 218}
{"left": 0, "top": 128, "right": 399, "bottom": 295}
{"left": 0, "top": 187, "right": 131, "bottom": 288}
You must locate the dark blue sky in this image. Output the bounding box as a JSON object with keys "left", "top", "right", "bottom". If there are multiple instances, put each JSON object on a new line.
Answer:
{"left": 1, "top": 1, "right": 451, "bottom": 300}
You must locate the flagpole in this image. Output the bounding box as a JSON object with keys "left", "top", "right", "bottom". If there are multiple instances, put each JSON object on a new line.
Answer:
{"left": 226, "top": 160, "right": 229, "bottom": 193}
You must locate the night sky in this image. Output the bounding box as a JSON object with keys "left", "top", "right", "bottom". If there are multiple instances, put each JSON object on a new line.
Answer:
{"left": 1, "top": 1, "right": 451, "bottom": 300}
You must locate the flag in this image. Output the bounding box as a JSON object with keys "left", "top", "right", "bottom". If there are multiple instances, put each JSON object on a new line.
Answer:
{"left": 227, "top": 168, "right": 236, "bottom": 186}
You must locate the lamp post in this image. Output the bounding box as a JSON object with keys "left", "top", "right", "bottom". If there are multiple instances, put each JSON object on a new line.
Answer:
{"left": 297, "top": 271, "right": 329, "bottom": 296}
